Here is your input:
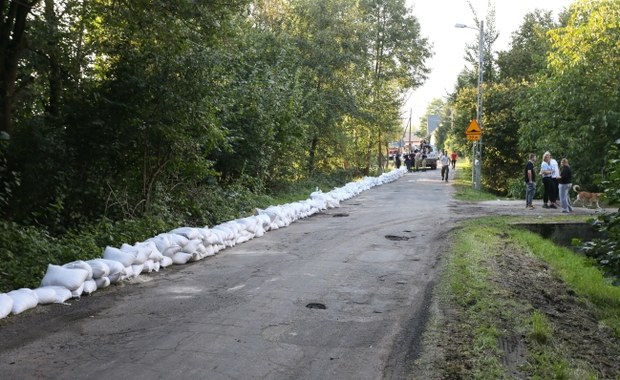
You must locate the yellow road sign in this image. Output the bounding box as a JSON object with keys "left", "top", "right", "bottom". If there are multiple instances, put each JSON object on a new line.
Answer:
{"left": 465, "top": 119, "right": 481, "bottom": 135}
{"left": 467, "top": 134, "right": 481, "bottom": 141}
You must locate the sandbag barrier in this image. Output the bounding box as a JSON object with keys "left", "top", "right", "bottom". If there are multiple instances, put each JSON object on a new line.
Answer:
{"left": 0, "top": 168, "right": 407, "bottom": 319}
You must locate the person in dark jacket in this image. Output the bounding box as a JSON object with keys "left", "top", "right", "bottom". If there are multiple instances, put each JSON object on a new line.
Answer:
{"left": 559, "top": 158, "right": 573, "bottom": 213}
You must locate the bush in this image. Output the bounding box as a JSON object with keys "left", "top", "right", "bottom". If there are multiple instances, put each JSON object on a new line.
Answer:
{"left": 0, "top": 171, "right": 359, "bottom": 292}
{"left": 506, "top": 177, "right": 543, "bottom": 200}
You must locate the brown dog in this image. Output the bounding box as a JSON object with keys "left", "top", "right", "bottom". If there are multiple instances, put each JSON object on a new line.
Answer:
{"left": 572, "top": 185, "right": 603, "bottom": 209}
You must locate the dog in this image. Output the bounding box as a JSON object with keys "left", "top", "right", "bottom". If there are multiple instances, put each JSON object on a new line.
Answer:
{"left": 572, "top": 185, "right": 603, "bottom": 209}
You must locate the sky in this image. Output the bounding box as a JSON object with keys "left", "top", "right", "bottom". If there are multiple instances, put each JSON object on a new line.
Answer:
{"left": 402, "top": 0, "right": 573, "bottom": 129}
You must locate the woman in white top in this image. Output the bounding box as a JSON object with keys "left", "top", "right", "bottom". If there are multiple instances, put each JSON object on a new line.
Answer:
{"left": 540, "top": 152, "right": 555, "bottom": 208}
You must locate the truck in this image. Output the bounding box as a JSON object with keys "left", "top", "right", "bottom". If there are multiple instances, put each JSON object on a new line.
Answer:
{"left": 422, "top": 145, "right": 438, "bottom": 170}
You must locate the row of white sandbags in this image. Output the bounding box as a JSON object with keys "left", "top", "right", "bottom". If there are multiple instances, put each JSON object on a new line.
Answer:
{"left": 0, "top": 168, "right": 406, "bottom": 319}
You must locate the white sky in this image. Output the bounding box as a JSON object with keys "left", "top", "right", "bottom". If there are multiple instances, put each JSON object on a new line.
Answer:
{"left": 403, "top": 0, "right": 573, "bottom": 129}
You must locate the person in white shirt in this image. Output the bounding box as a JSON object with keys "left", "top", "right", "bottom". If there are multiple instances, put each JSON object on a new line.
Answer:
{"left": 440, "top": 151, "right": 450, "bottom": 182}
{"left": 540, "top": 152, "right": 556, "bottom": 209}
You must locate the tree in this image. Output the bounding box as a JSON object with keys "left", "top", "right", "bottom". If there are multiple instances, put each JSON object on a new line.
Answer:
{"left": 518, "top": 0, "right": 620, "bottom": 186}
{"left": 496, "top": 10, "right": 557, "bottom": 81}
{"left": 0, "top": 0, "right": 42, "bottom": 134}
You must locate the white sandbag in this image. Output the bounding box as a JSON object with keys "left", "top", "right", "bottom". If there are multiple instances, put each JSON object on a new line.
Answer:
{"left": 152, "top": 261, "right": 160, "bottom": 272}
{"left": 82, "top": 279, "right": 97, "bottom": 295}
{"left": 8, "top": 289, "right": 38, "bottom": 315}
{"left": 162, "top": 234, "right": 188, "bottom": 257}
{"left": 108, "top": 272, "right": 121, "bottom": 284}
{"left": 94, "top": 259, "right": 124, "bottom": 277}
{"left": 121, "top": 266, "right": 134, "bottom": 280}
{"left": 95, "top": 276, "right": 110, "bottom": 289}
{"left": 0, "top": 293, "right": 13, "bottom": 319}
{"left": 120, "top": 244, "right": 149, "bottom": 265}
{"left": 203, "top": 244, "right": 216, "bottom": 257}
{"left": 142, "top": 260, "right": 155, "bottom": 273}
{"left": 33, "top": 287, "right": 58, "bottom": 305}
{"left": 131, "top": 263, "right": 144, "bottom": 277}
{"left": 46, "top": 286, "right": 72, "bottom": 303}
{"left": 71, "top": 283, "right": 85, "bottom": 298}
{"left": 148, "top": 234, "right": 170, "bottom": 255}
{"left": 160, "top": 256, "right": 173, "bottom": 268}
{"left": 40, "top": 264, "right": 89, "bottom": 291}
{"left": 103, "top": 246, "right": 135, "bottom": 267}
{"left": 170, "top": 227, "right": 202, "bottom": 240}
{"left": 172, "top": 251, "right": 192, "bottom": 265}
{"left": 63, "top": 260, "right": 94, "bottom": 280}
{"left": 86, "top": 259, "right": 110, "bottom": 279}
{"left": 136, "top": 241, "right": 164, "bottom": 262}
{"left": 182, "top": 239, "right": 203, "bottom": 255}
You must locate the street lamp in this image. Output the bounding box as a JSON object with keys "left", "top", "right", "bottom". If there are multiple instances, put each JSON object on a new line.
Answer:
{"left": 455, "top": 21, "right": 484, "bottom": 191}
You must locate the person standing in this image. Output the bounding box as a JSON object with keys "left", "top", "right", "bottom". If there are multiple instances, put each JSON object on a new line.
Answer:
{"left": 404, "top": 153, "right": 412, "bottom": 172}
{"left": 440, "top": 151, "right": 450, "bottom": 182}
{"left": 450, "top": 151, "right": 458, "bottom": 169}
{"left": 550, "top": 154, "right": 561, "bottom": 207}
{"left": 559, "top": 158, "right": 573, "bottom": 213}
{"left": 524, "top": 153, "right": 537, "bottom": 209}
{"left": 540, "top": 152, "right": 555, "bottom": 209}
{"left": 395, "top": 153, "right": 402, "bottom": 169}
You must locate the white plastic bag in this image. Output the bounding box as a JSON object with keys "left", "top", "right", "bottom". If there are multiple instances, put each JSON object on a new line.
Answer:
{"left": 82, "top": 279, "right": 97, "bottom": 295}
{"left": 0, "top": 293, "right": 14, "bottom": 319}
{"left": 71, "top": 283, "right": 85, "bottom": 298}
{"left": 103, "top": 246, "right": 135, "bottom": 267}
{"left": 46, "top": 286, "right": 72, "bottom": 303}
{"left": 40, "top": 264, "right": 89, "bottom": 291}
{"left": 63, "top": 260, "right": 94, "bottom": 280}
{"left": 86, "top": 259, "right": 110, "bottom": 279}
{"left": 8, "top": 289, "right": 38, "bottom": 314}
{"left": 95, "top": 276, "right": 110, "bottom": 289}
{"left": 33, "top": 287, "right": 57, "bottom": 305}
{"left": 172, "top": 251, "right": 192, "bottom": 265}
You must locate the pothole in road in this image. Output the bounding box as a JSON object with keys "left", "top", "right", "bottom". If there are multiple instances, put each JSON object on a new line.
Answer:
{"left": 306, "top": 303, "right": 327, "bottom": 310}
{"left": 385, "top": 235, "right": 410, "bottom": 241}
{"left": 332, "top": 213, "right": 349, "bottom": 217}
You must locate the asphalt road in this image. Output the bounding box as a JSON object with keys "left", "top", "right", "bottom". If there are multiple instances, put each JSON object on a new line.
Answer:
{"left": 0, "top": 169, "right": 455, "bottom": 379}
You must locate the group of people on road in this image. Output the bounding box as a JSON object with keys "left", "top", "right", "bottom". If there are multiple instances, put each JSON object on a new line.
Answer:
{"left": 397, "top": 147, "right": 429, "bottom": 173}
{"left": 395, "top": 146, "right": 458, "bottom": 179}
{"left": 524, "top": 151, "right": 573, "bottom": 212}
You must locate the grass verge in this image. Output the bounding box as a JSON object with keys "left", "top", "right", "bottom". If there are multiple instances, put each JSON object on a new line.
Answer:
{"left": 415, "top": 162, "right": 620, "bottom": 378}
{"left": 429, "top": 216, "right": 620, "bottom": 379}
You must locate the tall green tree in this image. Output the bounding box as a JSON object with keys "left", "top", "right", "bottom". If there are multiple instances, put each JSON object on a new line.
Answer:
{"left": 518, "top": 0, "right": 620, "bottom": 186}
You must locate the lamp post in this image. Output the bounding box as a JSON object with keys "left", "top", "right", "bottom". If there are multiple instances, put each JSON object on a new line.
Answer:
{"left": 455, "top": 21, "right": 484, "bottom": 191}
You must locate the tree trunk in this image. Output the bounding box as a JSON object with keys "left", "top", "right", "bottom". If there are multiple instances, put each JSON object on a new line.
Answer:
{"left": 0, "top": 0, "right": 42, "bottom": 134}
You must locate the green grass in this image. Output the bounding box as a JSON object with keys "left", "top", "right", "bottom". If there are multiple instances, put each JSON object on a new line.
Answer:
{"left": 529, "top": 310, "right": 553, "bottom": 344}
{"left": 512, "top": 226, "right": 620, "bottom": 335}
{"left": 436, "top": 216, "right": 619, "bottom": 379}
{"left": 452, "top": 161, "right": 503, "bottom": 202}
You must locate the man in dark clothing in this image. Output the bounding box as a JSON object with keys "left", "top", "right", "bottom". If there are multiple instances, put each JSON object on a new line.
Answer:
{"left": 524, "top": 153, "right": 536, "bottom": 209}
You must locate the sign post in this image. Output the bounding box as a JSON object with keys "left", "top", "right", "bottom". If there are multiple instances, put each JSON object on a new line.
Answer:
{"left": 465, "top": 120, "right": 482, "bottom": 189}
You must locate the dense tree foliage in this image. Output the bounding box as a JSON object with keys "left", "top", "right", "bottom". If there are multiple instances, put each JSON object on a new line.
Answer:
{"left": 0, "top": 0, "right": 431, "bottom": 234}
{"left": 443, "top": 0, "right": 619, "bottom": 198}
